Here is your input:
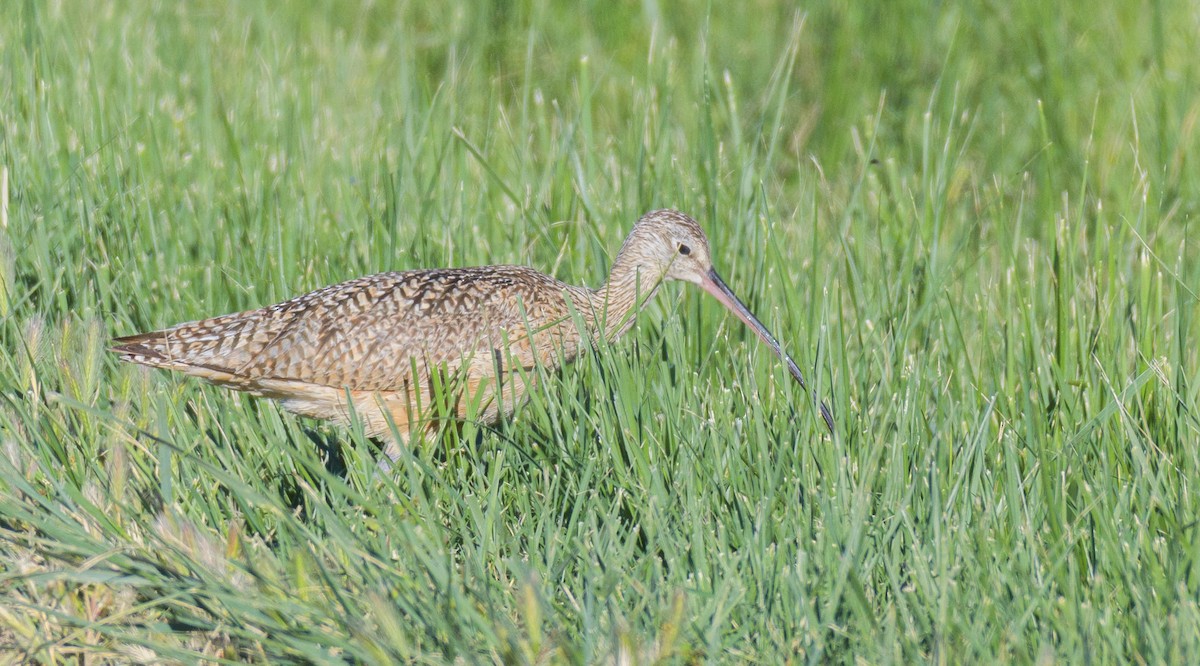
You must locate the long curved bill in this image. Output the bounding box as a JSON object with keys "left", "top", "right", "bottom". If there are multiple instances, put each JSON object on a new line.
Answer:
{"left": 699, "top": 267, "right": 835, "bottom": 433}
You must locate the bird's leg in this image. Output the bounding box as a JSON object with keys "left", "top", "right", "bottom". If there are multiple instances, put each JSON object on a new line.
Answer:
{"left": 376, "top": 431, "right": 406, "bottom": 472}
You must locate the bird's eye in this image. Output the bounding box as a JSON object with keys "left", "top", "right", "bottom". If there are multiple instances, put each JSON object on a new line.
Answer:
{"left": 678, "top": 244, "right": 691, "bottom": 256}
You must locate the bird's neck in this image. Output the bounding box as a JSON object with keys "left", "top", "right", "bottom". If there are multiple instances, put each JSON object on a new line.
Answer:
{"left": 588, "top": 249, "right": 663, "bottom": 340}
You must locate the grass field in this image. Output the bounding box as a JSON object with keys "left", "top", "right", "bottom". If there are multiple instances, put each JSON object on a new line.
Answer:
{"left": 2, "top": 1, "right": 1199, "bottom": 663}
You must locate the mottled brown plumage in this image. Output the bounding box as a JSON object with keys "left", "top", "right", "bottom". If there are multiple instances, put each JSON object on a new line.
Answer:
{"left": 112, "top": 209, "right": 833, "bottom": 462}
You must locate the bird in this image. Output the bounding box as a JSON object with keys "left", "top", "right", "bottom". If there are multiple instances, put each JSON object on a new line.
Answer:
{"left": 111, "top": 209, "right": 834, "bottom": 463}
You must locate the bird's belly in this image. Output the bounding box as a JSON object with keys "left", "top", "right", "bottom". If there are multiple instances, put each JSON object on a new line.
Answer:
{"left": 269, "top": 369, "right": 537, "bottom": 439}
{"left": 467, "top": 373, "right": 531, "bottom": 424}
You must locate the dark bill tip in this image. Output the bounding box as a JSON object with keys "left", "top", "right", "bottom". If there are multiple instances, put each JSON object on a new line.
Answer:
{"left": 701, "top": 268, "right": 835, "bottom": 434}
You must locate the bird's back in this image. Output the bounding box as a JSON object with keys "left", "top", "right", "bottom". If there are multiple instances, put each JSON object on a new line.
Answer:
{"left": 112, "top": 266, "right": 590, "bottom": 394}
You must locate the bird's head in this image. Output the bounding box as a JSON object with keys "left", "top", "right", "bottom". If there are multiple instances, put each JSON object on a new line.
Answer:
{"left": 611, "top": 208, "right": 835, "bottom": 432}
{"left": 619, "top": 209, "right": 715, "bottom": 286}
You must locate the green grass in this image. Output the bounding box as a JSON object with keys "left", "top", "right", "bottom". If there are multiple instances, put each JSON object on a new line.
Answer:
{"left": 2, "top": 0, "right": 1198, "bottom": 662}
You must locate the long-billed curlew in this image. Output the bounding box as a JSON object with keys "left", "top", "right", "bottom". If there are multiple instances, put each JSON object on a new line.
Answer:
{"left": 112, "top": 209, "right": 834, "bottom": 462}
